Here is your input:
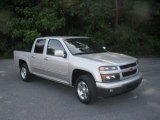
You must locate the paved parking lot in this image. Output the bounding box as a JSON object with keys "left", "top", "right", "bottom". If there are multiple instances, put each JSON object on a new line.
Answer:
{"left": 0, "top": 58, "right": 160, "bottom": 120}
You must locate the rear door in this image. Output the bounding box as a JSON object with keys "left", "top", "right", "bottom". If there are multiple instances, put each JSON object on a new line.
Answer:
{"left": 30, "top": 39, "right": 46, "bottom": 74}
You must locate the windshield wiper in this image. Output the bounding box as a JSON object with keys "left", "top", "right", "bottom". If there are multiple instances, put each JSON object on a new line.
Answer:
{"left": 74, "top": 51, "right": 107, "bottom": 55}
{"left": 73, "top": 53, "right": 86, "bottom": 55}
{"left": 84, "top": 51, "right": 107, "bottom": 54}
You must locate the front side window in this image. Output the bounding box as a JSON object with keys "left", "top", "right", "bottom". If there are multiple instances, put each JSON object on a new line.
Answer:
{"left": 47, "top": 39, "right": 65, "bottom": 56}
{"left": 34, "top": 39, "right": 46, "bottom": 54}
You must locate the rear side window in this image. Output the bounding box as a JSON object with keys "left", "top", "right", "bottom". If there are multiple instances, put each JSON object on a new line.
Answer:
{"left": 34, "top": 39, "right": 46, "bottom": 54}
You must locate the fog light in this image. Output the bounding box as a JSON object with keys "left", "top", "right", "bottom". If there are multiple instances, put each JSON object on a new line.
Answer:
{"left": 109, "top": 89, "right": 113, "bottom": 92}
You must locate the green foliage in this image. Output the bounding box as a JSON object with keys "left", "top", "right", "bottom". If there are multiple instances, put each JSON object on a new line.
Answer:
{"left": 6, "top": 0, "right": 65, "bottom": 53}
{"left": 0, "top": 0, "right": 160, "bottom": 57}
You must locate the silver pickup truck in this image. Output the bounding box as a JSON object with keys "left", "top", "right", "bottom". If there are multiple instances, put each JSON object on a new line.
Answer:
{"left": 14, "top": 36, "right": 143, "bottom": 104}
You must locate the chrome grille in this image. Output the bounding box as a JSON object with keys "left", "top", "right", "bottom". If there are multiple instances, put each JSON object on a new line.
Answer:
{"left": 122, "top": 69, "right": 137, "bottom": 77}
{"left": 120, "top": 62, "right": 137, "bottom": 78}
{"left": 120, "top": 62, "right": 136, "bottom": 69}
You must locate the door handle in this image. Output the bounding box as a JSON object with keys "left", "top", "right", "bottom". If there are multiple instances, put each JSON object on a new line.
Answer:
{"left": 31, "top": 55, "right": 35, "bottom": 58}
{"left": 44, "top": 57, "right": 49, "bottom": 61}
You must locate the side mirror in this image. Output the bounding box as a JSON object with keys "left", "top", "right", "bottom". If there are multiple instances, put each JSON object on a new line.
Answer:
{"left": 54, "top": 50, "right": 67, "bottom": 58}
{"left": 102, "top": 46, "right": 106, "bottom": 50}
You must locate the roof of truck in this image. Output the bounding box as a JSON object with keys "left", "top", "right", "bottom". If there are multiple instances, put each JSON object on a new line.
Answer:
{"left": 36, "top": 36, "right": 89, "bottom": 40}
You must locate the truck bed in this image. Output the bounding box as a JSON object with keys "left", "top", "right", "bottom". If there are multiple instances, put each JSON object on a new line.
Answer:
{"left": 14, "top": 51, "right": 30, "bottom": 67}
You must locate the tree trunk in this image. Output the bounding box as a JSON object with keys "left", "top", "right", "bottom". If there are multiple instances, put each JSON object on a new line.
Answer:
{"left": 115, "top": 0, "right": 118, "bottom": 31}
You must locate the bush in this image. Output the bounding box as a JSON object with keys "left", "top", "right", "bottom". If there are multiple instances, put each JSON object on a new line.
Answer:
{"left": 0, "top": 0, "right": 160, "bottom": 57}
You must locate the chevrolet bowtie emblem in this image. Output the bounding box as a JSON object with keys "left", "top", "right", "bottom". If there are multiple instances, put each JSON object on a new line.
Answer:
{"left": 129, "top": 67, "right": 133, "bottom": 71}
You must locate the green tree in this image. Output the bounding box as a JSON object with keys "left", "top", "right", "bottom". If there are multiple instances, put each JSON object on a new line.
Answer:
{"left": 8, "top": 0, "right": 65, "bottom": 52}
{"left": 0, "top": 0, "right": 160, "bottom": 57}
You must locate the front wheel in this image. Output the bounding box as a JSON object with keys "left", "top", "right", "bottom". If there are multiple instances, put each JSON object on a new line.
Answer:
{"left": 75, "top": 75, "right": 97, "bottom": 104}
{"left": 20, "top": 63, "right": 32, "bottom": 82}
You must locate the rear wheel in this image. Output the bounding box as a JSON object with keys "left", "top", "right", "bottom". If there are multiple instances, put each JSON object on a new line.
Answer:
{"left": 75, "top": 75, "right": 97, "bottom": 104}
{"left": 20, "top": 63, "right": 31, "bottom": 82}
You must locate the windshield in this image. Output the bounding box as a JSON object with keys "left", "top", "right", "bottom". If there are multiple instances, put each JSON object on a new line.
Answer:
{"left": 64, "top": 38, "right": 107, "bottom": 55}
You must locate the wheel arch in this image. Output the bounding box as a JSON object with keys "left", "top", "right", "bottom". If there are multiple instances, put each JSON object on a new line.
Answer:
{"left": 72, "top": 69, "right": 95, "bottom": 86}
{"left": 19, "top": 59, "right": 32, "bottom": 73}
{"left": 19, "top": 59, "right": 27, "bottom": 68}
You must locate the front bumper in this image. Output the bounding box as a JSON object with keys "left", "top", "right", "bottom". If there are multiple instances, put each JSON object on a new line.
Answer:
{"left": 96, "top": 73, "right": 143, "bottom": 96}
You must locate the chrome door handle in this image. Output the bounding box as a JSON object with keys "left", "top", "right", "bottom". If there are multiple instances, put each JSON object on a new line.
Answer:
{"left": 44, "top": 57, "right": 49, "bottom": 61}
{"left": 31, "top": 55, "right": 35, "bottom": 58}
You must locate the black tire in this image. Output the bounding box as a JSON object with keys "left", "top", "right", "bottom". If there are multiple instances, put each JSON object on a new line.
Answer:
{"left": 75, "top": 75, "right": 97, "bottom": 104}
{"left": 20, "top": 63, "right": 32, "bottom": 82}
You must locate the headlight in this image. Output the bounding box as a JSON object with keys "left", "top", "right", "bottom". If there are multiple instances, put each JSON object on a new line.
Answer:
{"left": 99, "top": 66, "right": 118, "bottom": 71}
{"left": 100, "top": 73, "right": 120, "bottom": 82}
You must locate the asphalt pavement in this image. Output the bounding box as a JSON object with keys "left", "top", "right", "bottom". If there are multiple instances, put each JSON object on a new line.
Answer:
{"left": 0, "top": 58, "right": 160, "bottom": 120}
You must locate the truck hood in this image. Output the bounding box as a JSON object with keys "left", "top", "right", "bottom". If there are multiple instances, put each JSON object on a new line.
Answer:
{"left": 76, "top": 52, "right": 136, "bottom": 65}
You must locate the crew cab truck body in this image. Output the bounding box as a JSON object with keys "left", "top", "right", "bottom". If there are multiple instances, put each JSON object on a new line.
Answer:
{"left": 14, "top": 36, "right": 143, "bottom": 104}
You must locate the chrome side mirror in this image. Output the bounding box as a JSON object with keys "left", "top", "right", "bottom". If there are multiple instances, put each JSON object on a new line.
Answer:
{"left": 54, "top": 50, "right": 67, "bottom": 58}
{"left": 102, "top": 46, "right": 106, "bottom": 50}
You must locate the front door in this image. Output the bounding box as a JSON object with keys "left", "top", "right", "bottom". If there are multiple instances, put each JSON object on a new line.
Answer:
{"left": 43, "top": 39, "right": 69, "bottom": 84}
